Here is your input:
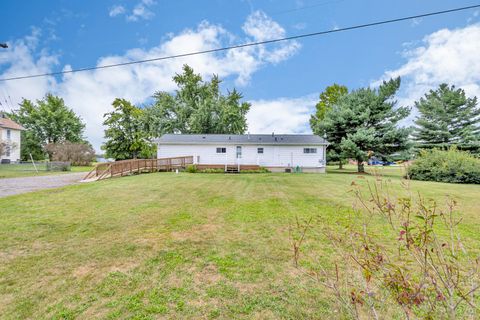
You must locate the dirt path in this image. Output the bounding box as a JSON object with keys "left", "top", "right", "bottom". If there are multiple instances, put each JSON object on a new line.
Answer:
{"left": 0, "top": 173, "right": 86, "bottom": 198}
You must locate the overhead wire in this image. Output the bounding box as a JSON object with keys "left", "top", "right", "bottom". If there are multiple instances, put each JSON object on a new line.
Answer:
{"left": 1, "top": 4, "right": 479, "bottom": 82}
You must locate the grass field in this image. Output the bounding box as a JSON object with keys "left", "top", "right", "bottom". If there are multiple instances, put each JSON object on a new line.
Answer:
{"left": 0, "top": 164, "right": 94, "bottom": 179}
{"left": 0, "top": 166, "right": 479, "bottom": 319}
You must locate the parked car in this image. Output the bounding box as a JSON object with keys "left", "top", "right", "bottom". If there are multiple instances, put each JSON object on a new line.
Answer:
{"left": 368, "top": 158, "right": 395, "bottom": 166}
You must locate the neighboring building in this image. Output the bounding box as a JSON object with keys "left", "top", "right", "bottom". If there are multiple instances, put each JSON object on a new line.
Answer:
{"left": 0, "top": 114, "right": 24, "bottom": 163}
{"left": 156, "top": 134, "right": 328, "bottom": 173}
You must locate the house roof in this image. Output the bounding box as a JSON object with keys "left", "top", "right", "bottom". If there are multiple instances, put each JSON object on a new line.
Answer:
{"left": 0, "top": 117, "right": 24, "bottom": 130}
{"left": 156, "top": 134, "right": 328, "bottom": 145}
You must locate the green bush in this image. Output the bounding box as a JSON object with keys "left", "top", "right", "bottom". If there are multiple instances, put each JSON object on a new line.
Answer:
{"left": 185, "top": 164, "right": 198, "bottom": 173}
{"left": 240, "top": 167, "right": 270, "bottom": 174}
{"left": 407, "top": 148, "right": 480, "bottom": 184}
{"left": 200, "top": 168, "right": 224, "bottom": 173}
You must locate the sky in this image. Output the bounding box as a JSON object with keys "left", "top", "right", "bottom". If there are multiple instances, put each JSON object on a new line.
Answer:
{"left": 1, "top": 0, "right": 480, "bottom": 151}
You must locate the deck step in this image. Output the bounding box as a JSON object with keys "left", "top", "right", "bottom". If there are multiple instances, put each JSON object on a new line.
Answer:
{"left": 225, "top": 166, "right": 240, "bottom": 173}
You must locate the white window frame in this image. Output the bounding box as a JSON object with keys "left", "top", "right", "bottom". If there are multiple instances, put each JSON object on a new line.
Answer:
{"left": 216, "top": 147, "right": 226, "bottom": 154}
{"left": 257, "top": 147, "right": 264, "bottom": 154}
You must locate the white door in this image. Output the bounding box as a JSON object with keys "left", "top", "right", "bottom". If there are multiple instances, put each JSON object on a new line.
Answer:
{"left": 236, "top": 146, "right": 242, "bottom": 165}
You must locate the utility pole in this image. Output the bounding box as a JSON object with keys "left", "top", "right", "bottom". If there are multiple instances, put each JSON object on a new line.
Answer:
{"left": 0, "top": 43, "right": 8, "bottom": 49}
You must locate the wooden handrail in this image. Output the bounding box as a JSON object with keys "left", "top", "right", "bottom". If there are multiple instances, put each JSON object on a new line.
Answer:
{"left": 82, "top": 156, "right": 194, "bottom": 181}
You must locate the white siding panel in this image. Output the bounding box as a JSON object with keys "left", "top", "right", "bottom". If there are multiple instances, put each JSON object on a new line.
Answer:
{"left": 157, "top": 143, "right": 326, "bottom": 168}
{"left": 0, "top": 128, "right": 21, "bottom": 162}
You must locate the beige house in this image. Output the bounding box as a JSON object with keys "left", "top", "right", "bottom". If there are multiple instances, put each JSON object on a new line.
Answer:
{"left": 0, "top": 114, "right": 24, "bottom": 163}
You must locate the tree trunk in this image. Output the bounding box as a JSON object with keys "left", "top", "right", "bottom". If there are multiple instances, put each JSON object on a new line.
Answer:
{"left": 357, "top": 160, "right": 365, "bottom": 173}
{"left": 338, "top": 160, "right": 343, "bottom": 170}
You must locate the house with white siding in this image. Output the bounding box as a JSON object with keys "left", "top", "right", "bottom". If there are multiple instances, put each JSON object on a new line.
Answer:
{"left": 0, "top": 114, "right": 24, "bottom": 163}
{"left": 156, "top": 134, "right": 328, "bottom": 173}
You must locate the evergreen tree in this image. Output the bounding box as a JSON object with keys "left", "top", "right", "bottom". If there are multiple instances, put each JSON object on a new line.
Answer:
{"left": 413, "top": 84, "right": 480, "bottom": 146}
{"left": 319, "top": 78, "right": 410, "bottom": 172}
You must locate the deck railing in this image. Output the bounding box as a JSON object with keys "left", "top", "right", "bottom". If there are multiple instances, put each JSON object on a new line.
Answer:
{"left": 83, "top": 156, "right": 193, "bottom": 181}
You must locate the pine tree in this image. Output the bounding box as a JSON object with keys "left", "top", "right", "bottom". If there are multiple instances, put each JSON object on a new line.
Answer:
{"left": 319, "top": 77, "right": 411, "bottom": 173}
{"left": 413, "top": 84, "right": 480, "bottom": 146}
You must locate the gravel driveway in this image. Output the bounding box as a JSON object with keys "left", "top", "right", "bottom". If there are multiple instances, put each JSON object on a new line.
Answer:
{"left": 0, "top": 172, "right": 86, "bottom": 198}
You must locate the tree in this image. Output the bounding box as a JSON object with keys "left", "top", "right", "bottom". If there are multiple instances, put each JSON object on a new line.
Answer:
{"left": 310, "top": 84, "right": 348, "bottom": 127}
{"left": 319, "top": 78, "right": 410, "bottom": 173}
{"left": 310, "top": 84, "right": 349, "bottom": 168}
{"left": 144, "top": 65, "right": 251, "bottom": 137}
{"left": 102, "top": 98, "right": 155, "bottom": 160}
{"left": 45, "top": 142, "right": 95, "bottom": 166}
{"left": 413, "top": 84, "right": 480, "bottom": 147}
{"left": 9, "top": 94, "right": 86, "bottom": 160}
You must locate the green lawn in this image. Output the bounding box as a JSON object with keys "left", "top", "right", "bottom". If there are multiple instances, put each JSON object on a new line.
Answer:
{"left": 0, "top": 167, "right": 479, "bottom": 319}
{"left": 0, "top": 164, "right": 94, "bottom": 179}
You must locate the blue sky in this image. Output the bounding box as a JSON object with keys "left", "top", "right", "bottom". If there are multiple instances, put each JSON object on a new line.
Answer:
{"left": 1, "top": 0, "right": 480, "bottom": 150}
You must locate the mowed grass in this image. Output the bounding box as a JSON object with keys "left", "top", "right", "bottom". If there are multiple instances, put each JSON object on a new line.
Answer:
{"left": 0, "top": 165, "right": 94, "bottom": 179}
{"left": 0, "top": 166, "right": 479, "bottom": 319}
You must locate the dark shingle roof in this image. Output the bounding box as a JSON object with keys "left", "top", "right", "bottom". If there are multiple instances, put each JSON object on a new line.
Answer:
{"left": 156, "top": 134, "right": 328, "bottom": 145}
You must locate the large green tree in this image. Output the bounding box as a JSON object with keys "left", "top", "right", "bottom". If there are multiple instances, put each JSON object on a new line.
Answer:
{"left": 319, "top": 78, "right": 411, "bottom": 173}
{"left": 102, "top": 98, "right": 155, "bottom": 160}
{"left": 9, "top": 94, "right": 86, "bottom": 160}
{"left": 413, "top": 84, "right": 480, "bottom": 147}
{"left": 144, "top": 65, "right": 251, "bottom": 137}
{"left": 310, "top": 84, "right": 349, "bottom": 168}
{"left": 310, "top": 84, "right": 348, "bottom": 127}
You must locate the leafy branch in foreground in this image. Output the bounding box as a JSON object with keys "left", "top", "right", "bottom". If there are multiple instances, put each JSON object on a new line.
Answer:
{"left": 288, "top": 215, "right": 313, "bottom": 268}
{"left": 297, "top": 173, "right": 480, "bottom": 319}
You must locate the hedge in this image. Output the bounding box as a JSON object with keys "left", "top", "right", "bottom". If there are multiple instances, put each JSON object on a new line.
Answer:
{"left": 407, "top": 148, "right": 480, "bottom": 184}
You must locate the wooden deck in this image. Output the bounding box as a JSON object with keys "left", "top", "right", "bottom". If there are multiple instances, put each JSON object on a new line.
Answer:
{"left": 83, "top": 156, "right": 194, "bottom": 181}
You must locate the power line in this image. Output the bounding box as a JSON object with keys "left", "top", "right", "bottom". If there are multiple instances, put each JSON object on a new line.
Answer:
{"left": 1, "top": 4, "right": 479, "bottom": 82}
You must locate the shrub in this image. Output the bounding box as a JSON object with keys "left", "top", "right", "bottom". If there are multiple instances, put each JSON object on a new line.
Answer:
{"left": 200, "top": 168, "right": 224, "bottom": 173}
{"left": 185, "top": 164, "right": 198, "bottom": 173}
{"left": 298, "top": 173, "right": 480, "bottom": 319}
{"left": 240, "top": 167, "right": 270, "bottom": 173}
{"left": 407, "top": 147, "right": 480, "bottom": 184}
{"left": 45, "top": 142, "right": 95, "bottom": 166}
{"left": 46, "top": 161, "right": 71, "bottom": 171}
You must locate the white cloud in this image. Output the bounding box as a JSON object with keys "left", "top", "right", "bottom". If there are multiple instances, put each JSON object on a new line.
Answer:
{"left": 109, "top": 5, "right": 126, "bottom": 17}
{"left": 292, "top": 22, "right": 307, "bottom": 30}
{"left": 410, "top": 18, "right": 422, "bottom": 27}
{"left": 247, "top": 95, "right": 317, "bottom": 134}
{"left": 109, "top": 0, "right": 156, "bottom": 22}
{"left": 0, "top": 28, "right": 58, "bottom": 109}
{"left": 243, "top": 11, "right": 285, "bottom": 41}
{"left": 374, "top": 23, "right": 480, "bottom": 123}
{"left": 242, "top": 11, "right": 300, "bottom": 65}
{"left": 0, "top": 11, "right": 300, "bottom": 151}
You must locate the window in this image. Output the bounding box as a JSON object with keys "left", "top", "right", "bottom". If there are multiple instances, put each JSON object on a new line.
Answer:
{"left": 6, "top": 145, "right": 10, "bottom": 157}
{"left": 6, "top": 129, "right": 11, "bottom": 140}
{"left": 303, "top": 148, "right": 317, "bottom": 154}
{"left": 216, "top": 147, "right": 226, "bottom": 154}
{"left": 257, "top": 147, "right": 264, "bottom": 154}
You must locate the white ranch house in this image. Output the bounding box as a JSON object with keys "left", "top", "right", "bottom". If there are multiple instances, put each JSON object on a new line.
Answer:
{"left": 0, "top": 114, "right": 23, "bottom": 163}
{"left": 156, "top": 134, "right": 328, "bottom": 173}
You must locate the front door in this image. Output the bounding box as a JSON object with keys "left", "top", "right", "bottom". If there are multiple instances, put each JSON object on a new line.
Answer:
{"left": 236, "top": 146, "right": 242, "bottom": 165}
